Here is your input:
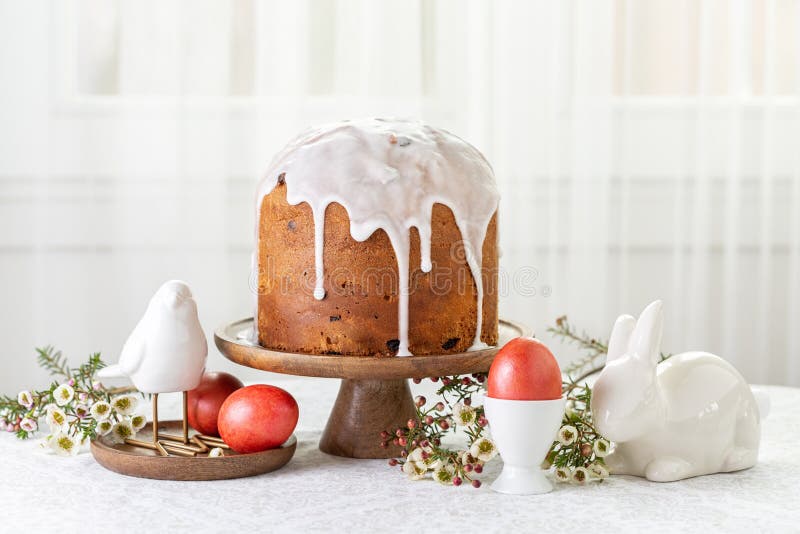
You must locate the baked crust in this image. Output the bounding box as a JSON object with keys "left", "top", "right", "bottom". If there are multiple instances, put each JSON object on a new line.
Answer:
{"left": 257, "top": 183, "right": 498, "bottom": 356}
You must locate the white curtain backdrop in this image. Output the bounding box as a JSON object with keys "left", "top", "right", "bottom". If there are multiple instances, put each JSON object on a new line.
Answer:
{"left": 1, "top": 0, "right": 798, "bottom": 392}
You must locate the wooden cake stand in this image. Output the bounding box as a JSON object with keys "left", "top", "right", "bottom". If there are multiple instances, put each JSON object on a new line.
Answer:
{"left": 214, "top": 318, "right": 529, "bottom": 459}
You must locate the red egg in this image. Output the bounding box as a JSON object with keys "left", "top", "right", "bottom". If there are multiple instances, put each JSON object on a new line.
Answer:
{"left": 487, "top": 337, "right": 562, "bottom": 400}
{"left": 187, "top": 372, "right": 244, "bottom": 436}
{"left": 218, "top": 384, "right": 299, "bottom": 453}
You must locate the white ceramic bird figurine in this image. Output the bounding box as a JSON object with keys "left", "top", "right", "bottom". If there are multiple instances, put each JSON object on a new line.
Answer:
{"left": 96, "top": 280, "right": 210, "bottom": 455}
{"left": 591, "top": 300, "right": 767, "bottom": 482}
{"left": 99, "top": 280, "right": 207, "bottom": 393}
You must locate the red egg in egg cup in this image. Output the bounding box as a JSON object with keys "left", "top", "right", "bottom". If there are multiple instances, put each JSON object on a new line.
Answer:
{"left": 484, "top": 338, "right": 564, "bottom": 495}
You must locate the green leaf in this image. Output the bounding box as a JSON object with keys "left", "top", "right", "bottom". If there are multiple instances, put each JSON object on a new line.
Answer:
{"left": 36, "top": 346, "right": 70, "bottom": 378}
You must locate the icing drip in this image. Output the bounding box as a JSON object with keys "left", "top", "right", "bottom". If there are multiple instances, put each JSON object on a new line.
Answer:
{"left": 255, "top": 118, "right": 499, "bottom": 356}
{"left": 312, "top": 206, "right": 326, "bottom": 300}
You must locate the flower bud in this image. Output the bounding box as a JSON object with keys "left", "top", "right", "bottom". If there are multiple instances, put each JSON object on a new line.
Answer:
{"left": 388, "top": 458, "right": 398, "bottom": 466}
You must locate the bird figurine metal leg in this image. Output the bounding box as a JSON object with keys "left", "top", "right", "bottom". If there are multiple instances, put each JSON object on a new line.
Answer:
{"left": 157, "top": 391, "right": 191, "bottom": 444}
{"left": 124, "top": 393, "right": 201, "bottom": 456}
{"left": 124, "top": 393, "right": 163, "bottom": 454}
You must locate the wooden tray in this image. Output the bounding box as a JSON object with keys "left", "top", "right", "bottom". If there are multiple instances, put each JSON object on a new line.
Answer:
{"left": 91, "top": 420, "right": 297, "bottom": 481}
{"left": 215, "top": 318, "right": 529, "bottom": 459}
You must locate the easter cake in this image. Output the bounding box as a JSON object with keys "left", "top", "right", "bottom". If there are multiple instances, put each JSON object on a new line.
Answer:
{"left": 253, "top": 118, "right": 499, "bottom": 356}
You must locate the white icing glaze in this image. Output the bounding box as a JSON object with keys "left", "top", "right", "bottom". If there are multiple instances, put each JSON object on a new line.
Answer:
{"left": 256, "top": 118, "right": 499, "bottom": 356}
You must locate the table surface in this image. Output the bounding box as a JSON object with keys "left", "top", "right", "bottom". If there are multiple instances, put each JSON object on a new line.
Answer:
{"left": 2, "top": 378, "right": 799, "bottom": 533}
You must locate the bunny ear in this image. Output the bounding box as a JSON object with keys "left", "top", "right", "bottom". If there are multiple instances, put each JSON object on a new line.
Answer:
{"left": 607, "top": 314, "right": 635, "bottom": 362}
{"left": 630, "top": 300, "right": 664, "bottom": 365}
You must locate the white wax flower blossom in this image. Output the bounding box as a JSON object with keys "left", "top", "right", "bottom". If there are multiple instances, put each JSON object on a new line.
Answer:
{"left": 433, "top": 463, "right": 455, "bottom": 485}
{"left": 593, "top": 438, "right": 610, "bottom": 458}
{"left": 469, "top": 437, "right": 498, "bottom": 462}
{"left": 408, "top": 447, "right": 425, "bottom": 463}
{"left": 112, "top": 395, "right": 138, "bottom": 416}
{"left": 46, "top": 405, "right": 68, "bottom": 432}
{"left": 130, "top": 414, "right": 147, "bottom": 431}
{"left": 564, "top": 400, "right": 577, "bottom": 418}
{"left": 50, "top": 431, "right": 79, "bottom": 456}
{"left": 558, "top": 425, "right": 578, "bottom": 446}
{"left": 110, "top": 420, "right": 135, "bottom": 443}
{"left": 555, "top": 467, "right": 571, "bottom": 483}
{"left": 96, "top": 420, "right": 113, "bottom": 436}
{"left": 53, "top": 384, "right": 75, "bottom": 406}
{"left": 423, "top": 457, "right": 442, "bottom": 471}
{"left": 402, "top": 460, "right": 427, "bottom": 480}
{"left": 208, "top": 447, "right": 225, "bottom": 458}
{"left": 20, "top": 418, "right": 37, "bottom": 432}
{"left": 17, "top": 390, "right": 34, "bottom": 408}
{"left": 571, "top": 466, "right": 589, "bottom": 485}
{"left": 452, "top": 403, "right": 477, "bottom": 426}
{"left": 90, "top": 401, "right": 112, "bottom": 421}
{"left": 588, "top": 462, "right": 609, "bottom": 480}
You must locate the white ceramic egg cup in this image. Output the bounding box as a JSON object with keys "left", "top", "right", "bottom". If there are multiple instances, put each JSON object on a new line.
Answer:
{"left": 484, "top": 396, "right": 565, "bottom": 495}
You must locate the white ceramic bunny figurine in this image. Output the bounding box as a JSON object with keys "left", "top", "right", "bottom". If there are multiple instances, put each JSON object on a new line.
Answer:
{"left": 591, "top": 300, "right": 766, "bottom": 482}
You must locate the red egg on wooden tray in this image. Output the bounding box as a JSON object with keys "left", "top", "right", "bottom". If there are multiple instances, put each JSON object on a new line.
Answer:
{"left": 187, "top": 371, "right": 245, "bottom": 436}
{"left": 487, "top": 337, "right": 562, "bottom": 400}
{"left": 218, "top": 384, "right": 299, "bottom": 454}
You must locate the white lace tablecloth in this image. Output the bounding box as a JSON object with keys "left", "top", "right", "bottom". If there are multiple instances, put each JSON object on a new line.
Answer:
{"left": 2, "top": 379, "right": 799, "bottom": 533}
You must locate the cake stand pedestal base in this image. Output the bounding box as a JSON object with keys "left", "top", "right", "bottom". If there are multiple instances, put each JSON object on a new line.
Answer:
{"left": 319, "top": 379, "right": 417, "bottom": 459}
